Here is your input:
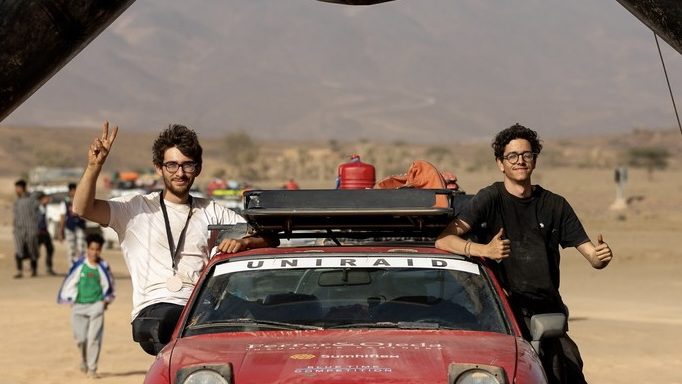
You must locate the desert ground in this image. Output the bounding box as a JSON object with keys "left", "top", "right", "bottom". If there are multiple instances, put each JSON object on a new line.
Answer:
{"left": 0, "top": 166, "right": 681, "bottom": 384}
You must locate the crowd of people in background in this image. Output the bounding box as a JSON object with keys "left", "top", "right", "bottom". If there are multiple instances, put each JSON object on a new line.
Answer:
{"left": 12, "top": 179, "right": 88, "bottom": 278}
{"left": 13, "top": 178, "right": 116, "bottom": 379}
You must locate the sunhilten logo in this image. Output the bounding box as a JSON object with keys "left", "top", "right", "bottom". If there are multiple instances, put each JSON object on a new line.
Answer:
{"left": 290, "top": 354, "right": 316, "bottom": 360}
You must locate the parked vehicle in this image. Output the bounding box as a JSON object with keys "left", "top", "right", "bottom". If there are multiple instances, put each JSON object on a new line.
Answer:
{"left": 144, "top": 189, "right": 565, "bottom": 384}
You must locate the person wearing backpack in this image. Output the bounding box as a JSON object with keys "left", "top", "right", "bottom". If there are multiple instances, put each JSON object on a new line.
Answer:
{"left": 436, "top": 123, "right": 613, "bottom": 384}
{"left": 57, "top": 233, "right": 115, "bottom": 379}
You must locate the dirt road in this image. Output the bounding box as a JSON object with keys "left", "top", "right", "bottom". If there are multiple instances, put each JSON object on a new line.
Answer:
{"left": 1, "top": 168, "right": 681, "bottom": 383}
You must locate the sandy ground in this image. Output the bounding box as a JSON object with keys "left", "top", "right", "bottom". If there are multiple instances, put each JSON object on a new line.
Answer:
{"left": 1, "top": 167, "right": 681, "bottom": 383}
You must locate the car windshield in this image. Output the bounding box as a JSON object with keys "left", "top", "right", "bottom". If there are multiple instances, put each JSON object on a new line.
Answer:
{"left": 183, "top": 254, "right": 508, "bottom": 336}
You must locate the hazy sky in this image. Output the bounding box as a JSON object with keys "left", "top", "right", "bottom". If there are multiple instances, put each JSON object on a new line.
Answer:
{"left": 3, "top": 0, "right": 681, "bottom": 142}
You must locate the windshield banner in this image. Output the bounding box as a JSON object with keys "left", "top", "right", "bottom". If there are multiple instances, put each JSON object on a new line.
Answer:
{"left": 214, "top": 256, "right": 479, "bottom": 276}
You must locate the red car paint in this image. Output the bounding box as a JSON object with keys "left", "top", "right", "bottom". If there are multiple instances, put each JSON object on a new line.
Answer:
{"left": 144, "top": 247, "right": 547, "bottom": 384}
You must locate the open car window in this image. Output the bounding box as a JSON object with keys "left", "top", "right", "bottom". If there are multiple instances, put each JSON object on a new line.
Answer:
{"left": 183, "top": 254, "right": 508, "bottom": 336}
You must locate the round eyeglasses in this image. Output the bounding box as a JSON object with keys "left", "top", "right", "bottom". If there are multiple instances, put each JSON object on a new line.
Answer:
{"left": 501, "top": 151, "right": 537, "bottom": 164}
{"left": 162, "top": 161, "right": 198, "bottom": 173}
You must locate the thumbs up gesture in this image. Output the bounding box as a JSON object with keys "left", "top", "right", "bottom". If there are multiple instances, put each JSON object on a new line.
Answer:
{"left": 486, "top": 228, "right": 511, "bottom": 261}
{"left": 594, "top": 233, "right": 613, "bottom": 267}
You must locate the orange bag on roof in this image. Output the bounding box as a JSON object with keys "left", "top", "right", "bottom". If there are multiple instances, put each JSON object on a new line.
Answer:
{"left": 375, "top": 160, "right": 457, "bottom": 208}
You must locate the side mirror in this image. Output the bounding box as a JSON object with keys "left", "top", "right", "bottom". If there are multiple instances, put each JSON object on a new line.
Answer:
{"left": 529, "top": 313, "right": 567, "bottom": 354}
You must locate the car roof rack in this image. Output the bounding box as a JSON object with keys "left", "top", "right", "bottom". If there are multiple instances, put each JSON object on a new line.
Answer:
{"left": 232, "top": 189, "right": 471, "bottom": 240}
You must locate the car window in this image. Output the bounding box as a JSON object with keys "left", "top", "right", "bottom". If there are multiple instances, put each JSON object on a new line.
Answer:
{"left": 183, "top": 254, "right": 508, "bottom": 336}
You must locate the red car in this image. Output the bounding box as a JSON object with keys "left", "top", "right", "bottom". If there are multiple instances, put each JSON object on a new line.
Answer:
{"left": 144, "top": 189, "right": 565, "bottom": 384}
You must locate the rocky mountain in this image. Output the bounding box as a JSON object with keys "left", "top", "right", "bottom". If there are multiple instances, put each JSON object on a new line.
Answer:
{"left": 3, "top": 0, "right": 681, "bottom": 142}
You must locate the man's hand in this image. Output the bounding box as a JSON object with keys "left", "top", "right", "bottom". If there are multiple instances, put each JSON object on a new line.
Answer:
{"left": 217, "top": 238, "right": 250, "bottom": 253}
{"left": 88, "top": 121, "right": 118, "bottom": 167}
{"left": 485, "top": 228, "right": 511, "bottom": 261}
{"left": 594, "top": 233, "right": 613, "bottom": 267}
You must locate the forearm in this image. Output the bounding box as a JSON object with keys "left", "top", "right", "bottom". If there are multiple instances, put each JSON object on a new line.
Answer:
{"left": 436, "top": 219, "right": 475, "bottom": 256}
{"left": 577, "top": 241, "right": 612, "bottom": 269}
{"left": 435, "top": 234, "right": 470, "bottom": 255}
{"left": 73, "top": 165, "right": 102, "bottom": 218}
{"left": 243, "top": 234, "right": 279, "bottom": 249}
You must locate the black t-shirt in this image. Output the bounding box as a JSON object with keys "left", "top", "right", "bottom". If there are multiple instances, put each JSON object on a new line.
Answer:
{"left": 459, "top": 182, "right": 589, "bottom": 313}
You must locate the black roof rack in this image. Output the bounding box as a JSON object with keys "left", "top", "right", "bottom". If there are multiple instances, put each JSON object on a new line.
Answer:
{"left": 233, "top": 189, "right": 471, "bottom": 239}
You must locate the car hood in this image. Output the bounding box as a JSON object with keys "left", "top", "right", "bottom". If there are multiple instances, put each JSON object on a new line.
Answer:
{"left": 168, "top": 330, "right": 521, "bottom": 383}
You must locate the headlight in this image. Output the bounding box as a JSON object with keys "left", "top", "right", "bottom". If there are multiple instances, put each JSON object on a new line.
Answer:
{"left": 177, "top": 364, "right": 233, "bottom": 384}
{"left": 454, "top": 369, "right": 501, "bottom": 384}
{"left": 183, "top": 369, "right": 228, "bottom": 384}
{"left": 449, "top": 363, "right": 508, "bottom": 384}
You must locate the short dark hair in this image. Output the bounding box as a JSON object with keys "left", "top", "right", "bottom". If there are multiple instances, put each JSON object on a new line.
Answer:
{"left": 152, "top": 124, "right": 203, "bottom": 168}
{"left": 492, "top": 123, "right": 543, "bottom": 159}
{"left": 68, "top": 182, "right": 77, "bottom": 191}
{"left": 15, "top": 179, "right": 26, "bottom": 188}
{"left": 86, "top": 233, "right": 105, "bottom": 247}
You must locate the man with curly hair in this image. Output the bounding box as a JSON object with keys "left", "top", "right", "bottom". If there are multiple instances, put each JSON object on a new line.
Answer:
{"left": 73, "top": 122, "right": 278, "bottom": 355}
{"left": 436, "top": 123, "right": 613, "bottom": 383}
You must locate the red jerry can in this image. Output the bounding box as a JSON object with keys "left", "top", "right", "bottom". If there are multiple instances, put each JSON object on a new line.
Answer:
{"left": 337, "top": 154, "right": 376, "bottom": 189}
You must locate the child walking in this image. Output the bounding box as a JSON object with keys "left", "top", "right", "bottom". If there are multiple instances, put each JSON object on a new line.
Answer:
{"left": 57, "top": 233, "right": 115, "bottom": 378}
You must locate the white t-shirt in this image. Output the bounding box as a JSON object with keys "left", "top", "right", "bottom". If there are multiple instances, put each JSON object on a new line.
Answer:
{"left": 107, "top": 191, "right": 246, "bottom": 319}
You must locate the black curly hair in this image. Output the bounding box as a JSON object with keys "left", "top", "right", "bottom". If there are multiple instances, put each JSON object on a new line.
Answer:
{"left": 152, "top": 124, "right": 203, "bottom": 168}
{"left": 86, "top": 232, "right": 105, "bottom": 247}
{"left": 492, "top": 123, "right": 543, "bottom": 160}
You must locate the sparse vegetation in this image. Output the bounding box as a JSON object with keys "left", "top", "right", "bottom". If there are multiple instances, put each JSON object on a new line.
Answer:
{"left": 222, "top": 131, "right": 260, "bottom": 179}
{"left": 0, "top": 126, "right": 680, "bottom": 190}
{"left": 627, "top": 146, "right": 670, "bottom": 180}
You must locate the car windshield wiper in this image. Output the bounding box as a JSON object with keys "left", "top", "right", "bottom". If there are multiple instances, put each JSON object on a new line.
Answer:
{"left": 186, "top": 318, "right": 323, "bottom": 331}
{"left": 327, "top": 321, "right": 450, "bottom": 330}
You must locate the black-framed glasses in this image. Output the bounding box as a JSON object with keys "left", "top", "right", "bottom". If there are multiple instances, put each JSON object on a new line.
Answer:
{"left": 162, "top": 161, "right": 198, "bottom": 173}
{"left": 501, "top": 151, "right": 537, "bottom": 164}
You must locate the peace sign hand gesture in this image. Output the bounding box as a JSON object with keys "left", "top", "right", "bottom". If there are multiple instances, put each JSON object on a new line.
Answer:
{"left": 88, "top": 121, "right": 119, "bottom": 167}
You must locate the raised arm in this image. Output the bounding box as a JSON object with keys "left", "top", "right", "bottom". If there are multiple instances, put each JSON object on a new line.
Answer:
{"left": 73, "top": 121, "right": 118, "bottom": 226}
{"left": 435, "top": 218, "right": 511, "bottom": 261}
{"left": 576, "top": 233, "right": 613, "bottom": 269}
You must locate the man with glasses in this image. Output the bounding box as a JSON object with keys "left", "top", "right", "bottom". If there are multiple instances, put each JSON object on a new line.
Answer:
{"left": 73, "top": 122, "right": 278, "bottom": 355}
{"left": 436, "top": 123, "right": 613, "bottom": 384}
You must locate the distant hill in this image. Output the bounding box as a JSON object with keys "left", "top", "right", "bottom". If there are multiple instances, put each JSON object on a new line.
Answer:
{"left": 1, "top": 125, "right": 679, "bottom": 190}
{"left": 3, "top": 1, "right": 681, "bottom": 142}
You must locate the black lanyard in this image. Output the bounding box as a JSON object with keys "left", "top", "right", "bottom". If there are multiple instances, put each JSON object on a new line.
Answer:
{"left": 159, "top": 191, "right": 194, "bottom": 271}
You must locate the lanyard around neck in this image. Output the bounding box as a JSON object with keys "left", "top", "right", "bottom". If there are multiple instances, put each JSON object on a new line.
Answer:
{"left": 159, "top": 190, "right": 194, "bottom": 271}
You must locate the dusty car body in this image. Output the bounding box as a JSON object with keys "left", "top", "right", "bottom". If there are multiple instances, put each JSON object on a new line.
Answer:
{"left": 144, "top": 189, "right": 564, "bottom": 384}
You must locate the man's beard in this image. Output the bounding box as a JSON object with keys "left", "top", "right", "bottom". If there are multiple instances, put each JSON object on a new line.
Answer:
{"left": 162, "top": 174, "right": 193, "bottom": 198}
